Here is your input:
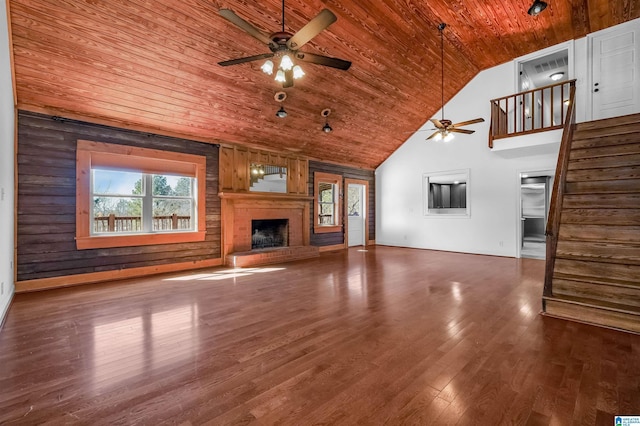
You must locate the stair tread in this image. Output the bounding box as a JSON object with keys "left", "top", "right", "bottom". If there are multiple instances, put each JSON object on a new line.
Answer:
{"left": 560, "top": 208, "right": 640, "bottom": 226}
{"left": 566, "top": 166, "right": 640, "bottom": 183}
{"left": 569, "top": 145, "right": 640, "bottom": 161}
{"left": 562, "top": 193, "right": 640, "bottom": 209}
{"left": 564, "top": 179, "right": 640, "bottom": 194}
{"left": 555, "top": 250, "right": 640, "bottom": 263}
{"left": 543, "top": 294, "right": 640, "bottom": 315}
{"left": 575, "top": 113, "right": 640, "bottom": 131}
{"left": 571, "top": 133, "right": 640, "bottom": 150}
{"left": 557, "top": 224, "right": 640, "bottom": 243}
{"left": 567, "top": 153, "right": 640, "bottom": 170}
{"left": 553, "top": 272, "right": 640, "bottom": 289}
{"left": 552, "top": 278, "right": 640, "bottom": 308}
{"left": 553, "top": 258, "right": 639, "bottom": 285}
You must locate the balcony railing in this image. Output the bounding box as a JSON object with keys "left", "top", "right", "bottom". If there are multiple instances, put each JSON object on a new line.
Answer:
{"left": 489, "top": 79, "right": 576, "bottom": 148}
{"left": 93, "top": 214, "right": 191, "bottom": 233}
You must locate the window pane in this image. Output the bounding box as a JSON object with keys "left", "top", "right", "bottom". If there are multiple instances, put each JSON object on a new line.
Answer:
{"left": 93, "top": 169, "right": 143, "bottom": 195}
{"left": 92, "top": 197, "right": 142, "bottom": 233}
{"left": 153, "top": 199, "right": 193, "bottom": 230}
{"left": 319, "top": 183, "right": 334, "bottom": 203}
{"left": 152, "top": 175, "right": 193, "bottom": 197}
{"left": 348, "top": 186, "right": 361, "bottom": 216}
{"left": 319, "top": 203, "right": 335, "bottom": 225}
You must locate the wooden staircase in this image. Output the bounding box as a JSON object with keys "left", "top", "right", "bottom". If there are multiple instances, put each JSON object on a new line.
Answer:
{"left": 542, "top": 112, "right": 640, "bottom": 333}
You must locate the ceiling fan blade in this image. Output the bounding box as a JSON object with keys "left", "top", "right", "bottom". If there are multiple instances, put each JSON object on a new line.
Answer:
{"left": 218, "top": 53, "right": 274, "bottom": 67}
{"left": 286, "top": 9, "right": 337, "bottom": 49}
{"left": 219, "top": 9, "right": 277, "bottom": 49}
{"left": 449, "top": 128, "right": 475, "bottom": 134}
{"left": 283, "top": 69, "right": 294, "bottom": 88}
{"left": 451, "top": 118, "right": 485, "bottom": 127}
{"left": 426, "top": 130, "right": 441, "bottom": 140}
{"left": 430, "top": 118, "right": 444, "bottom": 129}
{"left": 295, "top": 52, "right": 351, "bottom": 70}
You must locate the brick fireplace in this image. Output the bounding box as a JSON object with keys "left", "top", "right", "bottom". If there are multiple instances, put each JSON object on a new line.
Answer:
{"left": 220, "top": 193, "right": 319, "bottom": 267}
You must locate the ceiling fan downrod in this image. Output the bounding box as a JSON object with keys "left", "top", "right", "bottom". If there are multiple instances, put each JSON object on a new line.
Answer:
{"left": 439, "top": 23, "right": 446, "bottom": 122}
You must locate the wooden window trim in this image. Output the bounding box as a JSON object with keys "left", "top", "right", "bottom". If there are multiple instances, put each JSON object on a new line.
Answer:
{"left": 76, "top": 140, "right": 206, "bottom": 250}
{"left": 313, "top": 171, "right": 342, "bottom": 234}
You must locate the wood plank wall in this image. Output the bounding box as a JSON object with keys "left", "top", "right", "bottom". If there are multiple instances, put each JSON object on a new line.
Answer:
{"left": 308, "top": 161, "right": 375, "bottom": 247}
{"left": 16, "top": 111, "right": 221, "bottom": 281}
{"left": 218, "top": 145, "right": 308, "bottom": 194}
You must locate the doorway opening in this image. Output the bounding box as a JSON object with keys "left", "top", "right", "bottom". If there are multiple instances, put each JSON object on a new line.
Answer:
{"left": 518, "top": 170, "right": 553, "bottom": 259}
{"left": 518, "top": 49, "right": 569, "bottom": 92}
{"left": 345, "top": 179, "right": 368, "bottom": 247}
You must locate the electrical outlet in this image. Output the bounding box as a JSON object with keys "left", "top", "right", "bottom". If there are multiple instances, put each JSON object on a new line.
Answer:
{"left": 499, "top": 241, "right": 504, "bottom": 247}
{"left": 1, "top": 282, "right": 4, "bottom": 296}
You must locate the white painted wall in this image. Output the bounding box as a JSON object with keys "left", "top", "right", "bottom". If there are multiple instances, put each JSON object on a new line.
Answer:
{"left": 375, "top": 46, "right": 576, "bottom": 256}
{"left": 376, "top": 18, "right": 640, "bottom": 257}
{"left": 0, "top": 0, "right": 15, "bottom": 324}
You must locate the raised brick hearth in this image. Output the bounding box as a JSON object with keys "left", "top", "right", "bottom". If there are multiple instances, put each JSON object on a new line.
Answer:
{"left": 220, "top": 193, "right": 316, "bottom": 267}
{"left": 226, "top": 245, "right": 319, "bottom": 268}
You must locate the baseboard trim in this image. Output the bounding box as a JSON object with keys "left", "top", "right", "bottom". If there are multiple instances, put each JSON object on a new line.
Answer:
{"left": 16, "top": 258, "right": 224, "bottom": 293}
{"left": 0, "top": 290, "right": 15, "bottom": 331}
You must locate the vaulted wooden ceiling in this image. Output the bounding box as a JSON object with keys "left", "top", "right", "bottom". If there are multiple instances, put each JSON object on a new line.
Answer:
{"left": 8, "top": 0, "right": 640, "bottom": 169}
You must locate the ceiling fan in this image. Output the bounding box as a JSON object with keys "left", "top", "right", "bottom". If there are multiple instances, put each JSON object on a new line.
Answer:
{"left": 426, "top": 23, "right": 484, "bottom": 142}
{"left": 217, "top": 0, "right": 351, "bottom": 88}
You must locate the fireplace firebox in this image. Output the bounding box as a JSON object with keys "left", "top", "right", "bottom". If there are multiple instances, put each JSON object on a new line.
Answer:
{"left": 251, "top": 219, "right": 289, "bottom": 250}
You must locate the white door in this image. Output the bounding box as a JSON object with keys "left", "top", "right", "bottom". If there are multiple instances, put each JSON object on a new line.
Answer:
{"left": 591, "top": 22, "right": 640, "bottom": 120}
{"left": 347, "top": 184, "right": 365, "bottom": 247}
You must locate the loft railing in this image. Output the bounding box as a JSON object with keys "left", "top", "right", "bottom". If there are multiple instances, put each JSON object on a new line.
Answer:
{"left": 489, "top": 79, "right": 577, "bottom": 148}
{"left": 93, "top": 214, "right": 191, "bottom": 233}
{"left": 543, "top": 83, "right": 577, "bottom": 297}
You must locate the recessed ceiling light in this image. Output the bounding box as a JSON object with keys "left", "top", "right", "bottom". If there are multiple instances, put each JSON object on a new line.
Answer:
{"left": 527, "top": 0, "right": 547, "bottom": 16}
{"left": 550, "top": 72, "right": 565, "bottom": 81}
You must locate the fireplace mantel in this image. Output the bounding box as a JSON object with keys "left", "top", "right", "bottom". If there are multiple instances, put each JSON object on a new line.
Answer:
{"left": 219, "top": 192, "right": 313, "bottom": 201}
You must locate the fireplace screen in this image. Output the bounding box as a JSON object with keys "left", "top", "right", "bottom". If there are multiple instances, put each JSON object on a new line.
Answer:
{"left": 251, "top": 219, "right": 289, "bottom": 249}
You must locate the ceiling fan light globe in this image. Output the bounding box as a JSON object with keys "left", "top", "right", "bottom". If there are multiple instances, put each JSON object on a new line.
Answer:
{"left": 280, "top": 54, "right": 294, "bottom": 71}
{"left": 261, "top": 60, "right": 274, "bottom": 75}
{"left": 433, "top": 132, "right": 443, "bottom": 142}
{"left": 443, "top": 132, "right": 455, "bottom": 142}
{"left": 322, "top": 123, "right": 332, "bottom": 133}
{"left": 292, "top": 65, "right": 305, "bottom": 79}
{"left": 275, "top": 69, "right": 286, "bottom": 82}
{"left": 276, "top": 106, "right": 287, "bottom": 118}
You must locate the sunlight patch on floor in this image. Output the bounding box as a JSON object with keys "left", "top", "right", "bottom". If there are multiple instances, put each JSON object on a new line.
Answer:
{"left": 164, "top": 267, "right": 287, "bottom": 281}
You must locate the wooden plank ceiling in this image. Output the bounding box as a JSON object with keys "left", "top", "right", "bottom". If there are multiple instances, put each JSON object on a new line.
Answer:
{"left": 9, "top": 0, "right": 640, "bottom": 169}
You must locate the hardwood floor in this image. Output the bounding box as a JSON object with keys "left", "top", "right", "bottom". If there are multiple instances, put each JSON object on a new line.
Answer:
{"left": 1, "top": 246, "right": 639, "bottom": 425}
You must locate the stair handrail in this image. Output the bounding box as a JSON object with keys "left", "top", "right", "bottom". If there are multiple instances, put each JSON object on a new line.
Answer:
{"left": 543, "top": 83, "right": 577, "bottom": 297}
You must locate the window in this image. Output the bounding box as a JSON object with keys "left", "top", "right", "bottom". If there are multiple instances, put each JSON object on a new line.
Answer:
{"left": 314, "top": 172, "right": 342, "bottom": 233}
{"left": 423, "top": 169, "right": 470, "bottom": 217}
{"left": 76, "top": 140, "right": 206, "bottom": 249}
